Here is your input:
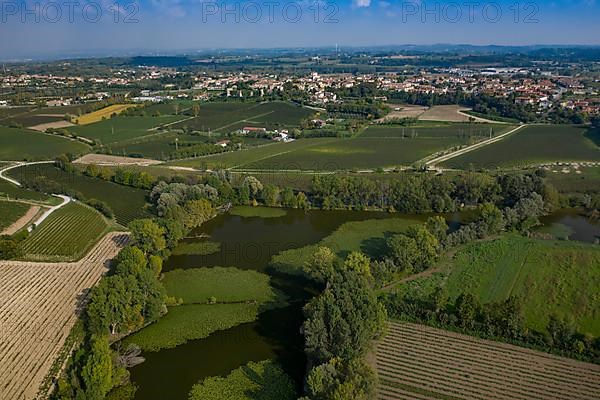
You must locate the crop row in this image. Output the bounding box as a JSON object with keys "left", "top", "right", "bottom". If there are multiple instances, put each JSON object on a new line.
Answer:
{"left": 0, "top": 232, "right": 128, "bottom": 400}
{"left": 375, "top": 322, "right": 600, "bottom": 400}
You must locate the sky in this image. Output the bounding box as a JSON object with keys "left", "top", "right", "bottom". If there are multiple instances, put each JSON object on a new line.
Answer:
{"left": 1, "top": 0, "right": 599, "bottom": 58}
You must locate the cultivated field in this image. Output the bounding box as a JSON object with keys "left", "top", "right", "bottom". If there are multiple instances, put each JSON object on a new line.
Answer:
{"left": 9, "top": 163, "right": 152, "bottom": 225}
{"left": 419, "top": 105, "right": 475, "bottom": 122}
{"left": 0, "top": 232, "right": 129, "bottom": 400}
{"left": 20, "top": 202, "right": 109, "bottom": 261}
{"left": 0, "top": 127, "right": 89, "bottom": 161}
{"left": 375, "top": 321, "right": 600, "bottom": 400}
{"left": 0, "top": 200, "right": 31, "bottom": 232}
{"left": 73, "top": 104, "right": 138, "bottom": 125}
{"left": 442, "top": 125, "right": 600, "bottom": 169}
{"left": 170, "top": 101, "right": 314, "bottom": 132}
{"left": 68, "top": 115, "right": 185, "bottom": 144}
{"left": 73, "top": 153, "right": 162, "bottom": 166}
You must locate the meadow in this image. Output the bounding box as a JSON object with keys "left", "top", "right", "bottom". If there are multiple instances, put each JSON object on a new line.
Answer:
{"left": 68, "top": 115, "right": 185, "bottom": 145}
{"left": 0, "top": 179, "right": 50, "bottom": 202}
{"left": 271, "top": 216, "right": 420, "bottom": 276}
{"left": 125, "top": 266, "right": 285, "bottom": 351}
{"left": 188, "top": 360, "right": 296, "bottom": 400}
{"left": 9, "top": 164, "right": 151, "bottom": 225}
{"left": 20, "top": 202, "right": 109, "bottom": 261}
{"left": 73, "top": 104, "right": 138, "bottom": 125}
{"left": 0, "top": 127, "right": 89, "bottom": 161}
{"left": 395, "top": 235, "right": 600, "bottom": 336}
{"left": 442, "top": 125, "right": 600, "bottom": 169}
{"left": 0, "top": 200, "right": 30, "bottom": 231}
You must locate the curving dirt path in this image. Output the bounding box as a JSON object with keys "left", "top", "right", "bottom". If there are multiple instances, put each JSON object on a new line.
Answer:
{"left": 0, "top": 232, "right": 129, "bottom": 400}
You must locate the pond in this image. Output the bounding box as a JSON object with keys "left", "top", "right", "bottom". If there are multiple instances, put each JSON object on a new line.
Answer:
{"left": 128, "top": 207, "right": 596, "bottom": 400}
{"left": 538, "top": 208, "right": 600, "bottom": 243}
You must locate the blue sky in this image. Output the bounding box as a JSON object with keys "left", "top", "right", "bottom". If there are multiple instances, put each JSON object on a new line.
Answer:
{"left": 1, "top": 0, "right": 599, "bottom": 58}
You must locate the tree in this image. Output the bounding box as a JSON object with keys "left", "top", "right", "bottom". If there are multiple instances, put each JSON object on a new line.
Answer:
{"left": 242, "top": 176, "right": 263, "bottom": 200}
{"left": 113, "top": 246, "right": 147, "bottom": 276}
{"left": 192, "top": 103, "right": 200, "bottom": 117}
{"left": 425, "top": 216, "right": 448, "bottom": 243}
{"left": 303, "top": 269, "right": 386, "bottom": 363}
{"left": 406, "top": 225, "right": 439, "bottom": 271}
{"left": 478, "top": 202, "right": 505, "bottom": 234}
{"left": 343, "top": 252, "right": 371, "bottom": 280}
{"left": 303, "top": 246, "right": 337, "bottom": 283}
{"left": 296, "top": 192, "right": 310, "bottom": 210}
{"left": 386, "top": 234, "right": 418, "bottom": 272}
{"left": 128, "top": 219, "right": 166, "bottom": 255}
{"left": 305, "top": 358, "right": 376, "bottom": 400}
{"left": 455, "top": 293, "right": 479, "bottom": 329}
{"left": 261, "top": 184, "right": 281, "bottom": 206}
{"left": 81, "top": 335, "right": 113, "bottom": 400}
{"left": 183, "top": 199, "right": 214, "bottom": 229}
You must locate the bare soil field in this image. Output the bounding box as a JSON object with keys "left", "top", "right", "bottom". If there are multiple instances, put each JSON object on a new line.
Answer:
{"left": 0, "top": 232, "right": 128, "bottom": 400}
{"left": 73, "top": 153, "right": 162, "bottom": 166}
{"left": 419, "top": 105, "right": 477, "bottom": 122}
{"left": 375, "top": 322, "right": 600, "bottom": 400}
{"left": 28, "top": 120, "right": 75, "bottom": 132}
{"left": 380, "top": 104, "right": 428, "bottom": 121}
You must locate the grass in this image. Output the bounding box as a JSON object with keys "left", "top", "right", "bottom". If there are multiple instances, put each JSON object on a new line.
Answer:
{"left": 0, "top": 200, "right": 30, "bottom": 231}
{"left": 0, "top": 179, "right": 49, "bottom": 202}
{"left": 73, "top": 104, "right": 138, "bottom": 125}
{"left": 20, "top": 202, "right": 109, "bottom": 261}
{"left": 230, "top": 206, "right": 287, "bottom": 218}
{"left": 125, "top": 266, "right": 286, "bottom": 351}
{"left": 442, "top": 125, "right": 600, "bottom": 169}
{"left": 544, "top": 166, "right": 600, "bottom": 194}
{"left": 68, "top": 115, "right": 185, "bottom": 145}
{"left": 394, "top": 235, "right": 600, "bottom": 336}
{"left": 163, "top": 267, "right": 284, "bottom": 304}
{"left": 359, "top": 123, "right": 511, "bottom": 139}
{"left": 188, "top": 360, "right": 297, "bottom": 400}
{"left": 123, "top": 303, "right": 261, "bottom": 351}
{"left": 0, "top": 126, "right": 89, "bottom": 161}
{"left": 271, "top": 216, "right": 421, "bottom": 276}
{"left": 170, "top": 138, "right": 337, "bottom": 169}
{"left": 242, "top": 137, "right": 467, "bottom": 171}
{"left": 9, "top": 164, "right": 151, "bottom": 225}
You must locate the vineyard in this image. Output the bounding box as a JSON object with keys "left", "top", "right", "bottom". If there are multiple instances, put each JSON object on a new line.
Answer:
{"left": 20, "top": 202, "right": 109, "bottom": 261}
{"left": 0, "top": 232, "right": 128, "bottom": 400}
{"left": 375, "top": 322, "right": 600, "bottom": 400}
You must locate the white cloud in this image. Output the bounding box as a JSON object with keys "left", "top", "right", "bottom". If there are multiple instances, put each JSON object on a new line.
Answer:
{"left": 353, "top": 0, "right": 371, "bottom": 8}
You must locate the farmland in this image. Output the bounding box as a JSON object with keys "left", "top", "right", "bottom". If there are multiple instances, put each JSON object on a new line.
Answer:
{"left": 0, "top": 126, "right": 89, "bottom": 161}
{"left": 67, "top": 115, "right": 186, "bottom": 145}
{"left": 395, "top": 235, "right": 600, "bottom": 336}
{"left": 170, "top": 101, "right": 314, "bottom": 132}
{"left": 375, "top": 321, "right": 600, "bottom": 400}
{"left": 0, "top": 104, "right": 100, "bottom": 128}
{"left": 9, "top": 163, "right": 152, "bottom": 225}
{"left": 20, "top": 202, "right": 110, "bottom": 261}
{"left": 0, "top": 200, "right": 31, "bottom": 231}
{"left": 0, "top": 178, "right": 50, "bottom": 201}
{"left": 0, "top": 232, "right": 128, "bottom": 400}
{"left": 73, "top": 104, "right": 138, "bottom": 125}
{"left": 442, "top": 125, "right": 600, "bottom": 169}
{"left": 359, "top": 123, "right": 512, "bottom": 139}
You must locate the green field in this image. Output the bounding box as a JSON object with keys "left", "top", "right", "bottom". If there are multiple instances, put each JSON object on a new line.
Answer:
{"left": 67, "top": 115, "right": 185, "bottom": 144}
{"left": 170, "top": 138, "right": 337, "bottom": 169}
{"left": 170, "top": 101, "right": 314, "bottom": 133}
{"left": 0, "top": 200, "right": 31, "bottom": 231}
{"left": 272, "top": 216, "right": 420, "bottom": 276}
{"left": 8, "top": 164, "right": 151, "bottom": 225}
{"left": 544, "top": 166, "right": 600, "bottom": 193}
{"left": 242, "top": 137, "right": 467, "bottom": 170}
{"left": 0, "top": 179, "right": 50, "bottom": 202}
{"left": 20, "top": 202, "right": 109, "bottom": 261}
{"left": 0, "top": 127, "right": 89, "bottom": 161}
{"left": 1, "top": 104, "right": 100, "bottom": 127}
{"left": 163, "top": 267, "right": 283, "bottom": 304}
{"left": 188, "top": 360, "right": 296, "bottom": 400}
{"left": 359, "top": 123, "right": 510, "bottom": 139}
{"left": 443, "top": 125, "right": 600, "bottom": 169}
{"left": 125, "top": 266, "right": 285, "bottom": 351}
{"left": 394, "top": 235, "right": 600, "bottom": 336}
